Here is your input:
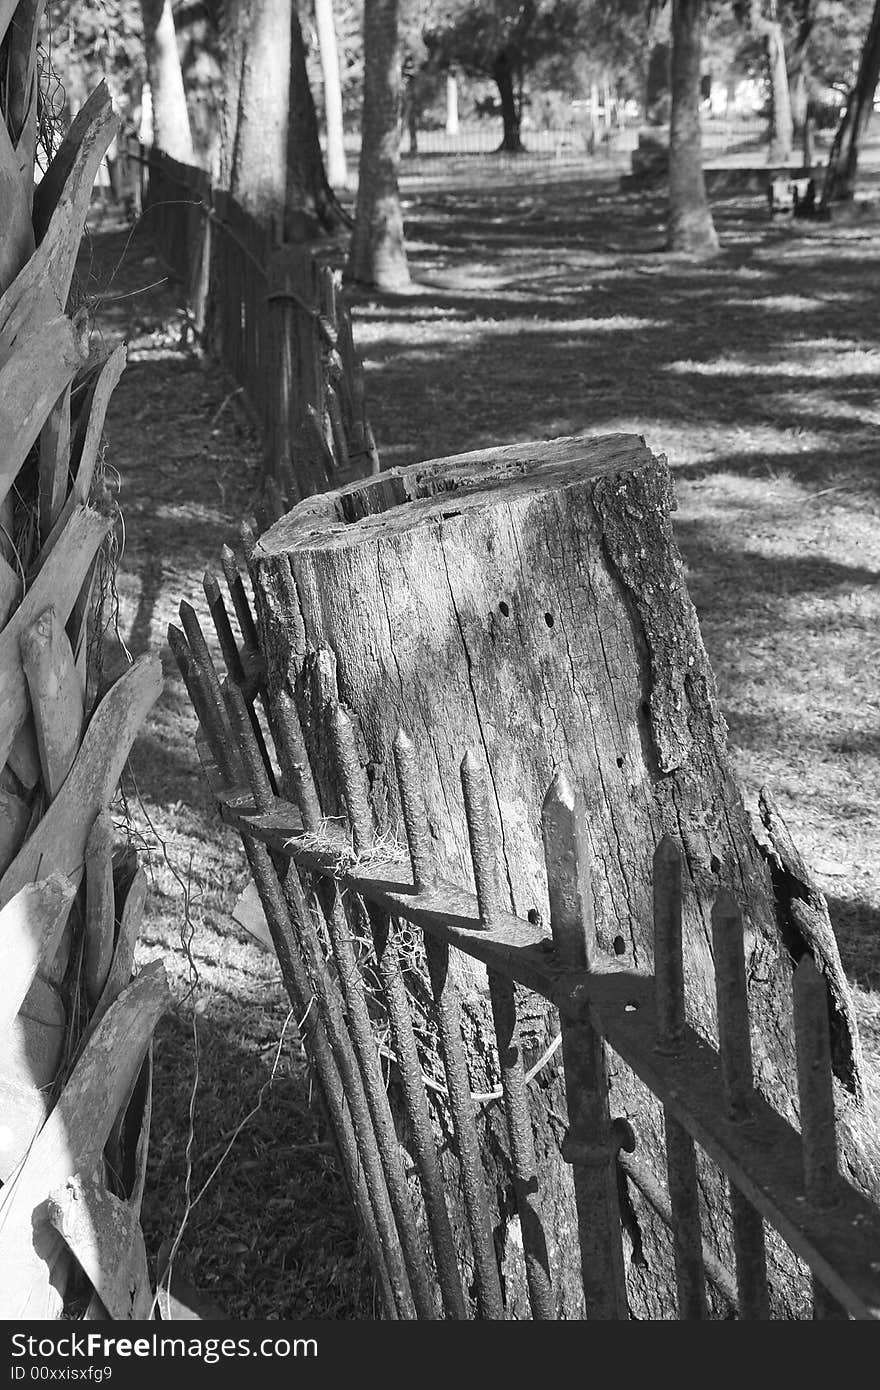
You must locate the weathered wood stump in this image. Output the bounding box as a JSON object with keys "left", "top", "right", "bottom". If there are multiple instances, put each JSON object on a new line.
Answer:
{"left": 250, "top": 431, "right": 864, "bottom": 1318}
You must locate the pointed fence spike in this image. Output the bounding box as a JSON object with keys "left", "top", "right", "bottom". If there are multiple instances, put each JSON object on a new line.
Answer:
{"left": 239, "top": 518, "right": 258, "bottom": 559}
{"left": 223, "top": 679, "right": 274, "bottom": 815}
{"left": 460, "top": 750, "right": 503, "bottom": 928}
{"left": 271, "top": 687, "right": 321, "bottom": 831}
{"left": 203, "top": 569, "right": 245, "bottom": 684}
{"left": 541, "top": 769, "right": 597, "bottom": 968}
{"left": 168, "top": 620, "right": 240, "bottom": 786}
{"left": 220, "top": 542, "right": 260, "bottom": 654}
{"left": 329, "top": 701, "right": 374, "bottom": 855}
{"left": 392, "top": 728, "right": 436, "bottom": 893}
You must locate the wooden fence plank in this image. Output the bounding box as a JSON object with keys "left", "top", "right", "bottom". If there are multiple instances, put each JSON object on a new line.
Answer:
{"left": 20, "top": 606, "right": 84, "bottom": 800}
{"left": 0, "top": 653, "right": 163, "bottom": 905}
{"left": 84, "top": 810, "right": 115, "bottom": 1008}
{"left": 0, "top": 504, "right": 110, "bottom": 770}
{"left": 0, "top": 961, "right": 169, "bottom": 1319}
{"left": 0, "top": 877, "right": 75, "bottom": 1032}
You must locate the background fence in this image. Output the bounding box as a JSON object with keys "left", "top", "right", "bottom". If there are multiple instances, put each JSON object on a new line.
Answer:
{"left": 130, "top": 145, "right": 376, "bottom": 504}
{"left": 389, "top": 115, "right": 770, "bottom": 162}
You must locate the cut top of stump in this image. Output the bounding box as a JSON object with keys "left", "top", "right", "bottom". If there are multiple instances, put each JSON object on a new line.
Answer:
{"left": 256, "top": 432, "right": 662, "bottom": 555}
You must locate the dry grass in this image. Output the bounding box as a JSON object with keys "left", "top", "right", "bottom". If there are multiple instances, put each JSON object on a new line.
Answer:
{"left": 83, "top": 157, "right": 880, "bottom": 1317}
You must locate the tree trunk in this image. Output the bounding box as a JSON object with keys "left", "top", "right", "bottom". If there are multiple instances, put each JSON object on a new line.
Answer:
{"left": 748, "top": 6, "right": 794, "bottom": 165}
{"left": 445, "top": 71, "right": 459, "bottom": 135}
{"left": 405, "top": 92, "right": 419, "bottom": 154}
{"left": 139, "top": 0, "right": 194, "bottom": 164}
{"left": 787, "top": 6, "right": 814, "bottom": 148}
{"left": 287, "top": 6, "right": 349, "bottom": 239}
{"left": 217, "top": 0, "right": 290, "bottom": 232}
{"left": 492, "top": 49, "right": 524, "bottom": 153}
{"left": 218, "top": 0, "right": 345, "bottom": 237}
{"left": 314, "top": 0, "right": 348, "bottom": 188}
{"left": 346, "top": 0, "right": 411, "bottom": 291}
{"left": 250, "top": 431, "right": 867, "bottom": 1318}
{"left": 821, "top": 0, "right": 880, "bottom": 205}
{"left": 765, "top": 21, "right": 794, "bottom": 163}
{"left": 668, "top": 0, "right": 718, "bottom": 256}
{"left": 790, "top": 69, "right": 808, "bottom": 143}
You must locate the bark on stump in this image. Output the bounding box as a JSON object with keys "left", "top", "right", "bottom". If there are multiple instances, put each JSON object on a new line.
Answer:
{"left": 250, "top": 431, "right": 864, "bottom": 1318}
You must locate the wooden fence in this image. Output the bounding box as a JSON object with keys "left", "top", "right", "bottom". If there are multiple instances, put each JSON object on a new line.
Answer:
{"left": 135, "top": 145, "right": 377, "bottom": 503}
{"left": 168, "top": 531, "right": 880, "bottom": 1321}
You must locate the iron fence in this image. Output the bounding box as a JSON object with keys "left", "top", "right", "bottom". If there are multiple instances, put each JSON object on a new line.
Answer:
{"left": 168, "top": 522, "right": 880, "bottom": 1320}
{"left": 133, "top": 145, "right": 375, "bottom": 501}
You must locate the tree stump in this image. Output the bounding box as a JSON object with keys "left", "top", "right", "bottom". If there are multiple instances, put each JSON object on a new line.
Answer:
{"left": 250, "top": 431, "right": 864, "bottom": 1318}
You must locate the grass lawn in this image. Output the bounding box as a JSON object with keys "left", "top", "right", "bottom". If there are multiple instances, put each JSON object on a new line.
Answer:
{"left": 83, "top": 158, "right": 880, "bottom": 1318}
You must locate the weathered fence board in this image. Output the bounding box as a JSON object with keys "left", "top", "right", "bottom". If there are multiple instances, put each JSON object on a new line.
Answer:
{"left": 0, "top": 56, "right": 167, "bottom": 1323}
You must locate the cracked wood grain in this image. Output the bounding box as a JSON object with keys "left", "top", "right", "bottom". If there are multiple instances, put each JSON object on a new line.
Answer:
{"left": 250, "top": 429, "right": 862, "bottom": 1319}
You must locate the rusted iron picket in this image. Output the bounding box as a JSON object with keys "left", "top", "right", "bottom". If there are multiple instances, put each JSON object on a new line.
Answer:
{"left": 653, "top": 837, "right": 709, "bottom": 1319}
{"left": 323, "top": 704, "right": 440, "bottom": 1318}
{"left": 460, "top": 752, "right": 555, "bottom": 1321}
{"left": 793, "top": 956, "right": 849, "bottom": 1320}
{"left": 541, "top": 772, "right": 629, "bottom": 1319}
{"left": 171, "top": 614, "right": 417, "bottom": 1319}
{"left": 392, "top": 733, "right": 505, "bottom": 1320}
{"left": 168, "top": 626, "right": 401, "bottom": 1317}
{"left": 711, "top": 890, "right": 771, "bottom": 1318}
{"left": 364, "top": 899, "right": 471, "bottom": 1320}
{"left": 169, "top": 555, "right": 880, "bottom": 1321}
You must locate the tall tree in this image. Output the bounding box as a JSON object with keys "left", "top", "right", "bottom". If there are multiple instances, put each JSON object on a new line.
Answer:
{"left": 346, "top": 0, "right": 411, "bottom": 290}
{"left": 668, "top": 0, "right": 719, "bottom": 254}
{"left": 139, "top": 0, "right": 195, "bottom": 162}
{"left": 218, "top": 0, "right": 291, "bottom": 228}
{"left": 218, "top": 0, "right": 346, "bottom": 237}
{"left": 738, "top": 1, "right": 794, "bottom": 162}
{"left": 425, "top": 0, "right": 583, "bottom": 153}
{"left": 287, "top": 5, "right": 350, "bottom": 236}
{"left": 314, "top": 0, "right": 349, "bottom": 187}
{"left": 821, "top": 0, "right": 880, "bottom": 203}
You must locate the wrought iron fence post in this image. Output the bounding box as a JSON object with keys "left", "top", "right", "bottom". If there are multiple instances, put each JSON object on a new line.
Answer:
{"left": 541, "top": 769, "right": 629, "bottom": 1319}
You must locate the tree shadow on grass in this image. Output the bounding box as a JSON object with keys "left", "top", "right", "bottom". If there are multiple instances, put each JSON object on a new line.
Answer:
{"left": 826, "top": 894, "right": 880, "bottom": 995}
{"left": 347, "top": 169, "right": 880, "bottom": 500}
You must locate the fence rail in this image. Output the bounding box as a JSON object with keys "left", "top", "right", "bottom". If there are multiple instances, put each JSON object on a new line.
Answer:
{"left": 131, "top": 144, "right": 376, "bottom": 502}
{"left": 168, "top": 533, "right": 880, "bottom": 1321}
{"left": 381, "top": 116, "right": 771, "bottom": 161}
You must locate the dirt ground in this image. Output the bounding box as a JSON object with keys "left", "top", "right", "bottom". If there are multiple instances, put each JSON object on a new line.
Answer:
{"left": 83, "top": 160, "right": 880, "bottom": 1318}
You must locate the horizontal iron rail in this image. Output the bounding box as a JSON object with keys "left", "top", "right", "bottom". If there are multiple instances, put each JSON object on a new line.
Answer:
{"left": 219, "top": 789, "right": 880, "bottom": 1321}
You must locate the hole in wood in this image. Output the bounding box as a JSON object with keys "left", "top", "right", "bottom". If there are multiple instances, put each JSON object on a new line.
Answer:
{"left": 612, "top": 1117, "right": 637, "bottom": 1153}
{"left": 544, "top": 612, "right": 554, "bottom": 628}
{"left": 616, "top": 756, "right": 624, "bottom": 768}
{"left": 498, "top": 601, "right": 510, "bottom": 618}
{"left": 527, "top": 907, "right": 540, "bottom": 925}
{"left": 710, "top": 854, "right": 721, "bottom": 873}
{"left": 613, "top": 935, "right": 626, "bottom": 955}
